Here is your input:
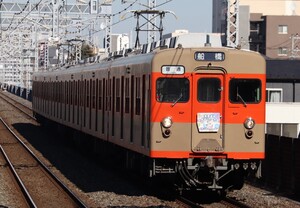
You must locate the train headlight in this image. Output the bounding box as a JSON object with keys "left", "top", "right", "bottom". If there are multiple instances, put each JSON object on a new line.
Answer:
{"left": 244, "top": 117, "right": 255, "bottom": 129}
{"left": 161, "top": 117, "right": 173, "bottom": 128}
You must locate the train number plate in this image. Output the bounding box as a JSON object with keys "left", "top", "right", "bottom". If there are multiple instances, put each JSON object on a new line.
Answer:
{"left": 197, "top": 113, "right": 220, "bottom": 132}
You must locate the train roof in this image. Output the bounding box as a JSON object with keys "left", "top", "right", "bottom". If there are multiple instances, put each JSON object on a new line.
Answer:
{"left": 34, "top": 51, "right": 154, "bottom": 77}
{"left": 33, "top": 46, "right": 265, "bottom": 78}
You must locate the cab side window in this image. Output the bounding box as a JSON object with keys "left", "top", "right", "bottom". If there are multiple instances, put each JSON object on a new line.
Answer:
{"left": 156, "top": 78, "right": 189, "bottom": 103}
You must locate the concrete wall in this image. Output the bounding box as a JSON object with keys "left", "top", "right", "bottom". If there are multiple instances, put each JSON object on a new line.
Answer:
{"left": 266, "top": 103, "right": 300, "bottom": 137}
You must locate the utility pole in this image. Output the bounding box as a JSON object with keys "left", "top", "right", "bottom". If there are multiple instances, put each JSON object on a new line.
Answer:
{"left": 227, "top": 0, "right": 240, "bottom": 48}
{"left": 0, "top": 0, "right": 112, "bottom": 90}
{"left": 105, "top": 15, "right": 112, "bottom": 53}
{"left": 291, "top": 34, "right": 300, "bottom": 59}
{"left": 133, "top": 10, "right": 165, "bottom": 48}
{"left": 148, "top": 0, "right": 157, "bottom": 43}
{"left": 52, "top": 0, "right": 60, "bottom": 40}
{"left": 122, "top": 0, "right": 174, "bottom": 47}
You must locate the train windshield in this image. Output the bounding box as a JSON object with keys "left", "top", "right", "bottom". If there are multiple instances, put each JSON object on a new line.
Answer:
{"left": 229, "top": 79, "right": 261, "bottom": 104}
{"left": 156, "top": 78, "right": 189, "bottom": 103}
{"left": 197, "top": 78, "right": 221, "bottom": 102}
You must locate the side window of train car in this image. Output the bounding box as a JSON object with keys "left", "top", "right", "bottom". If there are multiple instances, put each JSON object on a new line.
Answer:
{"left": 198, "top": 78, "right": 221, "bottom": 102}
{"left": 229, "top": 79, "right": 261, "bottom": 104}
{"left": 156, "top": 78, "right": 189, "bottom": 103}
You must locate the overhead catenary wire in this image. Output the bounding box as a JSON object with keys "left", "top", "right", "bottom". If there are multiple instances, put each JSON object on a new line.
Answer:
{"left": 2, "top": 0, "right": 43, "bottom": 32}
{"left": 81, "top": 0, "right": 174, "bottom": 38}
{"left": 1, "top": 0, "right": 174, "bottom": 40}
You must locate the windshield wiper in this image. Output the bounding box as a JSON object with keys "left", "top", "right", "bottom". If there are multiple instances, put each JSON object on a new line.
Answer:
{"left": 237, "top": 93, "right": 247, "bottom": 107}
{"left": 171, "top": 93, "right": 183, "bottom": 107}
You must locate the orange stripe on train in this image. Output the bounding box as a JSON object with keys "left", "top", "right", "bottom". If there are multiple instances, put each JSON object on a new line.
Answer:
{"left": 150, "top": 151, "right": 265, "bottom": 159}
{"left": 150, "top": 72, "right": 266, "bottom": 124}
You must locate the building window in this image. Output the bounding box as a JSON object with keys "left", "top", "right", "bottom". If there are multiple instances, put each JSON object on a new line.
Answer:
{"left": 282, "top": 124, "right": 298, "bottom": 138}
{"left": 278, "top": 47, "right": 288, "bottom": 56}
{"left": 278, "top": 25, "right": 288, "bottom": 34}
{"left": 266, "top": 123, "right": 281, "bottom": 136}
{"left": 266, "top": 88, "right": 282, "bottom": 102}
{"left": 266, "top": 123, "right": 298, "bottom": 138}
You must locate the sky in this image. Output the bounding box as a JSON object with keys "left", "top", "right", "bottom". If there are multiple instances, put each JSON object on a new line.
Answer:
{"left": 110, "top": 0, "right": 212, "bottom": 44}
{"left": 1, "top": 0, "right": 212, "bottom": 49}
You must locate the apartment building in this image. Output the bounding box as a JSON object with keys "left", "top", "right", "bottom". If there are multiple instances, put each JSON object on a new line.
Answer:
{"left": 250, "top": 14, "right": 300, "bottom": 59}
{"left": 213, "top": 0, "right": 300, "bottom": 59}
{"left": 240, "top": 0, "right": 300, "bottom": 15}
{"left": 212, "top": 0, "right": 300, "bottom": 137}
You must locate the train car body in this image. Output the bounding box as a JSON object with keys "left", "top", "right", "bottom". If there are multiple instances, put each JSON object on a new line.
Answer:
{"left": 32, "top": 46, "right": 266, "bottom": 192}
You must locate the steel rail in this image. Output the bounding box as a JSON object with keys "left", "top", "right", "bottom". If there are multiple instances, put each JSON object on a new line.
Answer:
{"left": 0, "top": 92, "right": 35, "bottom": 120}
{"left": 0, "top": 117, "right": 88, "bottom": 208}
{"left": 0, "top": 145, "right": 37, "bottom": 208}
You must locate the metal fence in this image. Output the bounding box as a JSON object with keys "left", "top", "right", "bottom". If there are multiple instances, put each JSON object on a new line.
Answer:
{"left": 263, "top": 134, "right": 300, "bottom": 195}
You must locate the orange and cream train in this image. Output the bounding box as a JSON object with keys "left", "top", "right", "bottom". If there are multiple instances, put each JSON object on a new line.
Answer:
{"left": 32, "top": 45, "right": 265, "bottom": 192}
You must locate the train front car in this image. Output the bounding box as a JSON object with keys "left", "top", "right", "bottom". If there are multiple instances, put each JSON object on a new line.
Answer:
{"left": 150, "top": 47, "right": 265, "bottom": 193}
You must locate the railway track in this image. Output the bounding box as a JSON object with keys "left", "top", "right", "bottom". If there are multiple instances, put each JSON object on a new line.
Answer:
{"left": 220, "top": 197, "right": 252, "bottom": 208}
{"left": 0, "top": 117, "right": 87, "bottom": 207}
{"left": 176, "top": 194, "right": 251, "bottom": 208}
{"left": 0, "top": 91, "right": 34, "bottom": 119}
{"left": 0, "top": 94, "right": 87, "bottom": 207}
{"left": 0, "top": 91, "right": 256, "bottom": 207}
{"left": 176, "top": 196, "right": 204, "bottom": 207}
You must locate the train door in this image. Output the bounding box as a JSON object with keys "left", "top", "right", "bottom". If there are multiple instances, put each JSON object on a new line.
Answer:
{"left": 106, "top": 71, "right": 110, "bottom": 140}
{"left": 191, "top": 73, "right": 224, "bottom": 153}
